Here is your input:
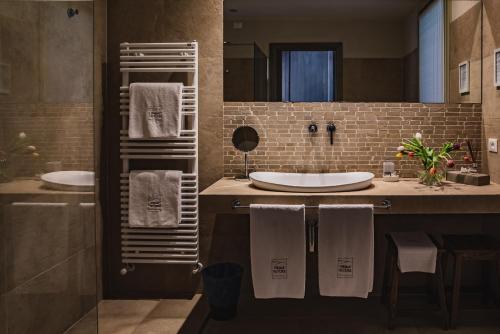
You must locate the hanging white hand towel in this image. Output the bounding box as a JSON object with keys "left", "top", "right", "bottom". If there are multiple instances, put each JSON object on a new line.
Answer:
{"left": 128, "top": 82, "right": 183, "bottom": 138}
{"left": 129, "top": 170, "right": 182, "bottom": 228}
{"left": 391, "top": 232, "right": 437, "bottom": 273}
{"left": 250, "top": 204, "right": 306, "bottom": 299}
{"left": 318, "top": 204, "right": 374, "bottom": 298}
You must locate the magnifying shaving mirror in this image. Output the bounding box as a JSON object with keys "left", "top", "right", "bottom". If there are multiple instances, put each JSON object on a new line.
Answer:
{"left": 231, "top": 126, "right": 260, "bottom": 179}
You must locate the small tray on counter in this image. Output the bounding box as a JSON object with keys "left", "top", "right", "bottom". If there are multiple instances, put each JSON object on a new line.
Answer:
{"left": 446, "top": 171, "right": 490, "bottom": 186}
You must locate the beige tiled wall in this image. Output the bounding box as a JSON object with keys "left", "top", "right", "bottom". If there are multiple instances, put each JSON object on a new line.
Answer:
{"left": 482, "top": 0, "right": 500, "bottom": 183}
{"left": 224, "top": 102, "right": 482, "bottom": 177}
{"left": 448, "top": 1, "right": 482, "bottom": 103}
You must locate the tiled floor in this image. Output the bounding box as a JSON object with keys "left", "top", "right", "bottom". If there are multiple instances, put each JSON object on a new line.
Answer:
{"left": 66, "top": 295, "right": 201, "bottom": 334}
{"left": 203, "top": 296, "right": 500, "bottom": 334}
{"left": 66, "top": 294, "right": 500, "bottom": 333}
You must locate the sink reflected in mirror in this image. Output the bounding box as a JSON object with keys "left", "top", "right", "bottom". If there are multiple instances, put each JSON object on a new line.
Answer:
{"left": 41, "top": 171, "right": 94, "bottom": 192}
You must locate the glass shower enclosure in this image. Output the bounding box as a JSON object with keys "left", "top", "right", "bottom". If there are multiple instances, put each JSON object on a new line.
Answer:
{"left": 0, "top": 1, "right": 98, "bottom": 333}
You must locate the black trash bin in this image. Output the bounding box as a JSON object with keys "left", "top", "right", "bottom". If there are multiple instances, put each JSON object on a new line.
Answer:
{"left": 202, "top": 262, "right": 243, "bottom": 321}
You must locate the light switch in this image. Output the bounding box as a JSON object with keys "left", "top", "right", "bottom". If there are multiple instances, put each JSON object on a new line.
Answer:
{"left": 489, "top": 138, "right": 498, "bottom": 153}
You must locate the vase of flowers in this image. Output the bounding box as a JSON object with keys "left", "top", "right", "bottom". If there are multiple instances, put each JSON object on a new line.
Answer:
{"left": 396, "top": 132, "right": 461, "bottom": 186}
{"left": 0, "top": 132, "right": 40, "bottom": 182}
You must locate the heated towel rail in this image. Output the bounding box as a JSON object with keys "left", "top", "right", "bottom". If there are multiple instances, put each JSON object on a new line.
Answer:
{"left": 119, "top": 41, "right": 202, "bottom": 274}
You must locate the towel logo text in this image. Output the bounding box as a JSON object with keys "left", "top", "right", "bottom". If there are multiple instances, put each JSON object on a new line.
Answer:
{"left": 147, "top": 105, "right": 164, "bottom": 123}
{"left": 147, "top": 194, "right": 162, "bottom": 212}
{"left": 337, "top": 257, "right": 354, "bottom": 278}
{"left": 271, "top": 258, "right": 287, "bottom": 279}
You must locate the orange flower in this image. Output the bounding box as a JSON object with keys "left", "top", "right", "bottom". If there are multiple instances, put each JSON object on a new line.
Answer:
{"left": 429, "top": 167, "right": 437, "bottom": 175}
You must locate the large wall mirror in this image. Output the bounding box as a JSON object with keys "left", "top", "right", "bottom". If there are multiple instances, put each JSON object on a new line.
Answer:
{"left": 223, "top": 0, "right": 482, "bottom": 104}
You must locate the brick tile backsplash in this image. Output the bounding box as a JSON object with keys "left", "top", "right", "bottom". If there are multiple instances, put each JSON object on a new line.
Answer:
{"left": 223, "top": 102, "right": 482, "bottom": 178}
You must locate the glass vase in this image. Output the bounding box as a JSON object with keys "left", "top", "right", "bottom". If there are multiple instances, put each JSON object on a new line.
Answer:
{"left": 418, "top": 170, "right": 444, "bottom": 186}
{"left": 0, "top": 158, "right": 14, "bottom": 183}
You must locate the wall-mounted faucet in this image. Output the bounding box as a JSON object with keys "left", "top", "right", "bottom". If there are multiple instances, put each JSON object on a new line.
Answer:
{"left": 326, "top": 122, "right": 336, "bottom": 145}
{"left": 67, "top": 8, "right": 79, "bottom": 18}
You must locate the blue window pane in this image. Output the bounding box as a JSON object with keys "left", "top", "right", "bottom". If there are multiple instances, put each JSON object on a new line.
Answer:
{"left": 282, "top": 51, "right": 335, "bottom": 102}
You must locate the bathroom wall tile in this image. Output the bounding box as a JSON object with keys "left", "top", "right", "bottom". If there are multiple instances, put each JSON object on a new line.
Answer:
{"left": 0, "top": 295, "right": 5, "bottom": 334}
{"left": 223, "top": 103, "right": 483, "bottom": 178}
{"left": 39, "top": 1, "right": 93, "bottom": 103}
{"left": 482, "top": 0, "right": 500, "bottom": 183}
{"left": 4, "top": 202, "right": 91, "bottom": 291}
{"left": 343, "top": 58, "right": 404, "bottom": 102}
{"left": 483, "top": 0, "right": 500, "bottom": 48}
{"left": 483, "top": 119, "right": 500, "bottom": 182}
{"left": 448, "top": 1, "right": 482, "bottom": 103}
{"left": 5, "top": 248, "right": 96, "bottom": 334}
{"left": 0, "top": 205, "right": 5, "bottom": 295}
{"left": 0, "top": 2, "right": 40, "bottom": 103}
{"left": 449, "top": 1, "right": 482, "bottom": 68}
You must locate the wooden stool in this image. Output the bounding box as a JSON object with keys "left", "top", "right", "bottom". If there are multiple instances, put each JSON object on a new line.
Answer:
{"left": 382, "top": 233, "right": 449, "bottom": 330}
{"left": 442, "top": 234, "right": 500, "bottom": 329}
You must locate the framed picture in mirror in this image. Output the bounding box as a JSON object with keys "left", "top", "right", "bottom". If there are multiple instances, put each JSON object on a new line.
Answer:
{"left": 459, "top": 61, "right": 470, "bottom": 94}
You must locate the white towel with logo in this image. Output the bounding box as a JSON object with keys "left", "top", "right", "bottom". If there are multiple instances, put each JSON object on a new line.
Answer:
{"left": 250, "top": 204, "right": 306, "bottom": 299}
{"left": 318, "top": 204, "right": 374, "bottom": 298}
{"left": 391, "top": 232, "right": 437, "bottom": 273}
{"left": 129, "top": 170, "right": 181, "bottom": 227}
{"left": 129, "top": 82, "right": 183, "bottom": 138}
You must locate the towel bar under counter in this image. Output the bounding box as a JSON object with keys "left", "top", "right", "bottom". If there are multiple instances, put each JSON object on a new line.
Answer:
{"left": 231, "top": 199, "right": 392, "bottom": 210}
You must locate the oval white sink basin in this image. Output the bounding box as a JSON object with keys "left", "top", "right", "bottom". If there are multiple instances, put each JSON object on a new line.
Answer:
{"left": 249, "top": 172, "right": 374, "bottom": 192}
{"left": 41, "top": 171, "right": 95, "bottom": 192}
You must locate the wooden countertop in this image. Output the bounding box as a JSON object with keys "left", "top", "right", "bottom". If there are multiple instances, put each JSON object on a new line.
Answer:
{"left": 200, "top": 178, "right": 500, "bottom": 214}
{"left": 0, "top": 179, "right": 95, "bottom": 203}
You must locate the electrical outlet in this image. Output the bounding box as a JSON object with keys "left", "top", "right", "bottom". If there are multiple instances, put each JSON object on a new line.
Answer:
{"left": 488, "top": 138, "right": 498, "bottom": 153}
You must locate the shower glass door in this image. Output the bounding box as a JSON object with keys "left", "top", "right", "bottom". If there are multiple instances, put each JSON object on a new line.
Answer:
{"left": 0, "top": 1, "right": 98, "bottom": 333}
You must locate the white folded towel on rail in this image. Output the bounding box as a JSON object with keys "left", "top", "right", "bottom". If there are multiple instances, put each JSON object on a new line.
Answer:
{"left": 250, "top": 204, "right": 306, "bottom": 299}
{"left": 391, "top": 232, "right": 437, "bottom": 273}
{"left": 318, "top": 204, "right": 374, "bottom": 298}
{"left": 128, "top": 82, "right": 183, "bottom": 138}
{"left": 129, "top": 170, "right": 182, "bottom": 228}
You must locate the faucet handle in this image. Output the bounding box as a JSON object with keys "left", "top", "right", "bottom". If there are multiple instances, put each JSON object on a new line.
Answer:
{"left": 308, "top": 123, "right": 318, "bottom": 133}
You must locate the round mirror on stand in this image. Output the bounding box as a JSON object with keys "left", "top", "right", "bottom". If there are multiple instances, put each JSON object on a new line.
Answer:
{"left": 231, "top": 126, "right": 259, "bottom": 179}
